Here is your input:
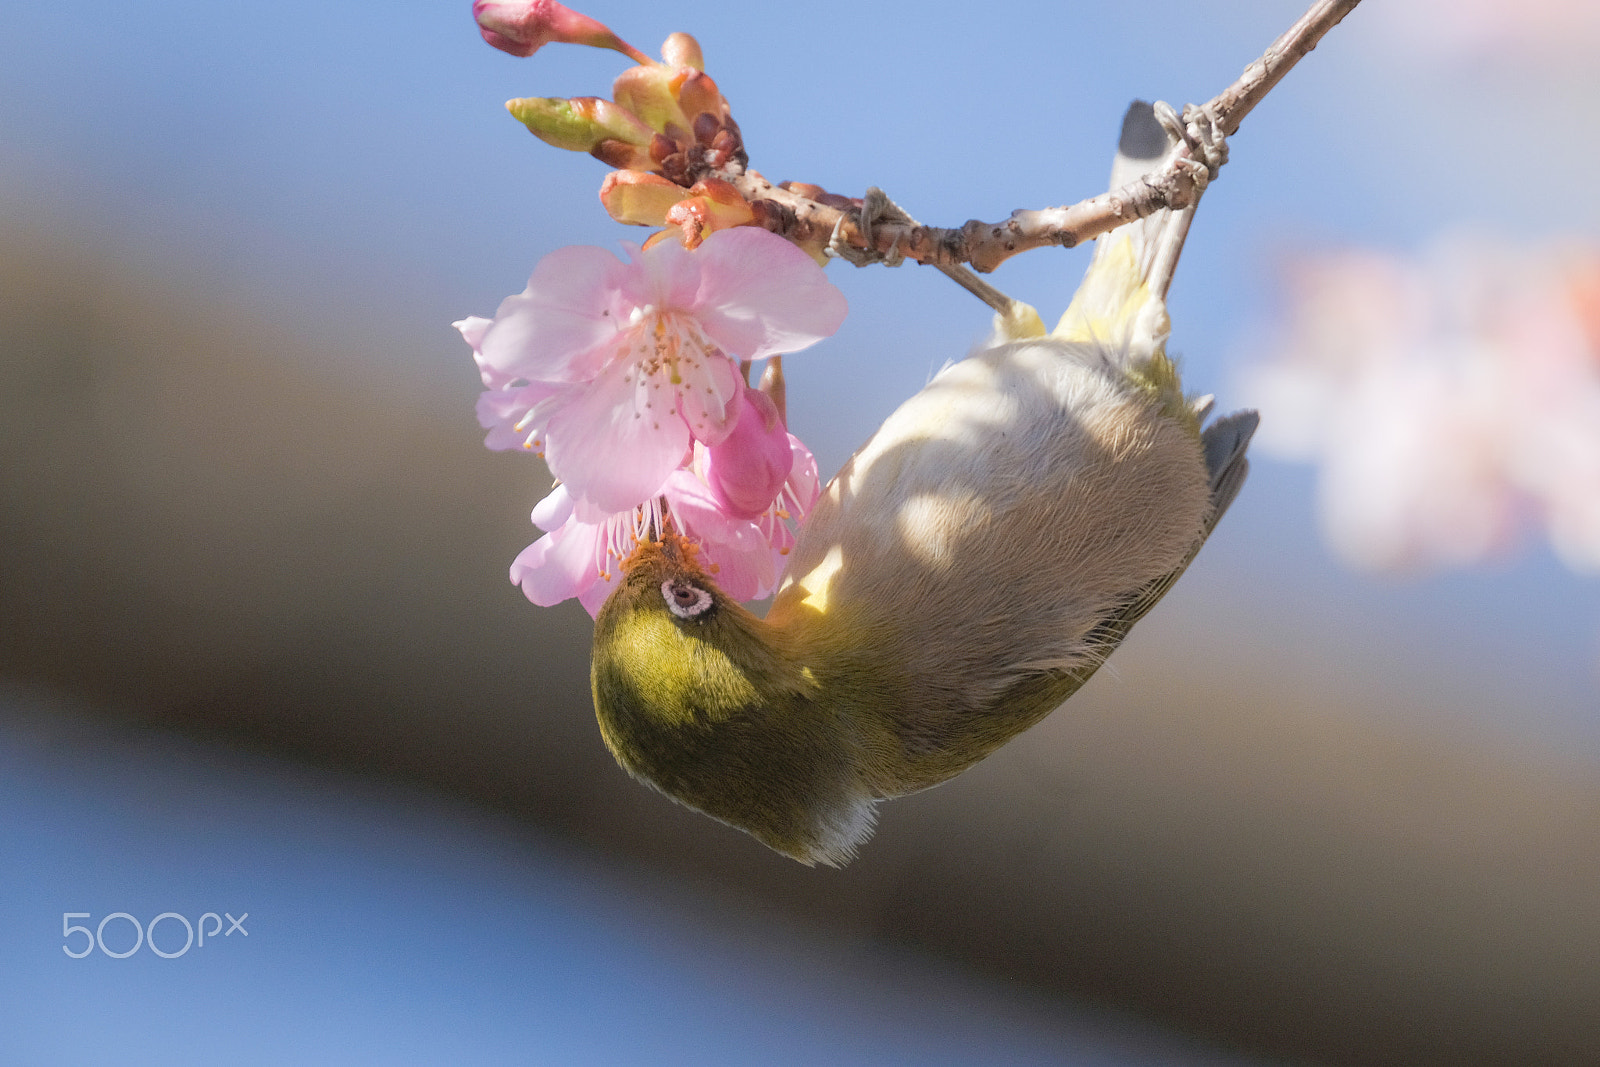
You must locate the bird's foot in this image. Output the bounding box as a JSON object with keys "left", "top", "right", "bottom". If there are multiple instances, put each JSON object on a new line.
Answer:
{"left": 827, "top": 185, "right": 1028, "bottom": 322}
{"left": 1151, "top": 100, "right": 1229, "bottom": 191}
{"left": 827, "top": 186, "right": 914, "bottom": 267}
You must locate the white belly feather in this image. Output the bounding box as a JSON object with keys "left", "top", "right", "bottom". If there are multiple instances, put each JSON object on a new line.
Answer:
{"left": 774, "top": 335, "right": 1211, "bottom": 706}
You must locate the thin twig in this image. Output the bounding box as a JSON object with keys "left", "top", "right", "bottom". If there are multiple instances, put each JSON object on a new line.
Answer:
{"left": 931, "top": 263, "right": 1021, "bottom": 317}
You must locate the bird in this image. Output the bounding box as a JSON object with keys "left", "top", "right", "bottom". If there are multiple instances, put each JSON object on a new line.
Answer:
{"left": 590, "top": 101, "right": 1258, "bottom": 865}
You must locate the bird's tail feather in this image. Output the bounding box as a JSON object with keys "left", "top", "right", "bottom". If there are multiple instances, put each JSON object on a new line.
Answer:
{"left": 1200, "top": 408, "right": 1258, "bottom": 522}
{"left": 1053, "top": 101, "right": 1191, "bottom": 366}
{"left": 1099, "top": 99, "right": 1198, "bottom": 305}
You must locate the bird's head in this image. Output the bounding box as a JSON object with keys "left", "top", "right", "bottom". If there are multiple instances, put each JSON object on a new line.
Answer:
{"left": 590, "top": 528, "right": 876, "bottom": 865}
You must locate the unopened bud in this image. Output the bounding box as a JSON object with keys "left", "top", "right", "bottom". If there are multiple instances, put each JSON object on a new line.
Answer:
{"left": 663, "top": 178, "right": 756, "bottom": 248}
{"left": 704, "top": 384, "right": 794, "bottom": 520}
{"left": 660, "top": 32, "right": 704, "bottom": 70}
{"left": 473, "top": 0, "right": 651, "bottom": 63}
{"left": 709, "top": 128, "right": 742, "bottom": 168}
{"left": 676, "top": 71, "right": 728, "bottom": 128}
{"left": 780, "top": 182, "right": 827, "bottom": 201}
{"left": 648, "top": 133, "right": 676, "bottom": 166}
{"left": 591, "top": 139, "right": 655, "bottom": 171}
{"left": 506, "top": 96, "right": 653, "bottom": 152}
{"left": 692, "top": 112, "right": 721, "bottom": 147}
{"left": 657, "top": 150, "right": 690, "bottom": 185}
{"left": 599, "top": 170, "right": 689, "bottom": 226}
{"left": 612, "top": 64, "right": 693, "bottom": 136}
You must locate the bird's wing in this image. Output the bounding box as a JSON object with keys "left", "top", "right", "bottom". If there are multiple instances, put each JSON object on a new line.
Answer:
{"left": 1000, "top": 407, "right": 1256, "bottom": 714}
{"left": 1077, "top": 408, "right": 1257, "bottom": 660}
{"left": 1004, "top": 102, "right": 1258, "bottom": 695}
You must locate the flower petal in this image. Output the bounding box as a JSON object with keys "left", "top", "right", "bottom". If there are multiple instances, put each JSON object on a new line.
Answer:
{"left": 674, "top": 343, "right": 742, "bottom": 447}
{"left": 661, "top": 469, "right": 777, "bottom": 600}
{"left": 456, "top": 315, "right": 522, "bottom": 390}
{"left": 577, "top": 567, "right": 622, "bottom": 617}
{"left": 531, "top": 483, "right": 574, "bottom": 530}
{"left": 689, "top": 227, "right": 848, "bottom": 359}
{"left": 701, "top": 538, "right": 776, "bottom": 601}
{"left": 784, "top": 433, "right": 822, "bottom": 515}
{"left": 623, "top": 237, "right": 701, "bottom": 313}
{"left": 541, "top": 352, "right": 689, "bottom": 515}
{"left": 509, "top": 522, "right": 602, "bottom": 607}
{"left": 477, "top": 244, "right": 629, "bottom": 383}
{"left": 475, "top": 381, "right": 565, "bottom": 452}
{"left": 454, "top": 315, "right": 491, "bottom": 349}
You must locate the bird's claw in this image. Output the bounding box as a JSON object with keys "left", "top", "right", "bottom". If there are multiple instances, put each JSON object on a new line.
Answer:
{"left": 827, "top": 186, "right": 913, "bottom": 267}
{"left": 1152, "top": 100, "right": 1229, "bottom": 190}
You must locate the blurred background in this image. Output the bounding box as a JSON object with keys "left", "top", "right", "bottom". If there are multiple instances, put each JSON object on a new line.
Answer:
{"left": 3, "top": 0, "right": 1599, "bottom": 1062}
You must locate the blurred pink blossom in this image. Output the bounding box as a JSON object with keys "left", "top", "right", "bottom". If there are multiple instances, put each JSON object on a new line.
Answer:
{"left": 1368, "top": 0, "right": 1600, "bottom": 62}
{"left": 1239, "top": 234, "right": 1600, "bottom": 573}
{"left": 456, "top": 226, "right": 846, "bottom": 521}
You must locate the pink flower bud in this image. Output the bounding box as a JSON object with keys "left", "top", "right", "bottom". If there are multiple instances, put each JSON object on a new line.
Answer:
{"left": 704, "top": 384, "right": 795, "bottom": 520}
{"left": 473, "top": 0, "right": 650, "bottom": 64}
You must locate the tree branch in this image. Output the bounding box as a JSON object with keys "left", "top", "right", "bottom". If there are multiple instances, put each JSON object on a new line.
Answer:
{"left": 735, "top": 0, "right": 1362, "bottom": 276}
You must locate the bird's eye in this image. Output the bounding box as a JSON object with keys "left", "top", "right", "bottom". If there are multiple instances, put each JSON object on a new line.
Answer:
{"left": 662, "top": 578, "right": 714, "bottom": 620}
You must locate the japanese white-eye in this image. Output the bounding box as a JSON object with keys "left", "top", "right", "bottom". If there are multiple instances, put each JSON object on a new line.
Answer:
{"left": 592, "top": 103, "right": 1257, "bottom": 865}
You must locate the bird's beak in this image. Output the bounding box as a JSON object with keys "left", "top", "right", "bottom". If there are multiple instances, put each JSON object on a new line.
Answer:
{"left": 615, "top": 520, "right": 695, "bottom": 580}
{"left": 657, "top": 526, "right": 694, "bottom": 568}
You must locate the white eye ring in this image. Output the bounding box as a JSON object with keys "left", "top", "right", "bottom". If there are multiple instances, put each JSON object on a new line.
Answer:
{"left": 662, "top": 579, "right": 714, "bottom": 620}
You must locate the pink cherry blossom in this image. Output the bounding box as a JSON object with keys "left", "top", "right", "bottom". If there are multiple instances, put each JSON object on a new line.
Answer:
{"left": 458, "top": 226, "right": 846, "bottom": 520}
{"left": 510, "top": 432, "right": 821, "bottom": 616}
